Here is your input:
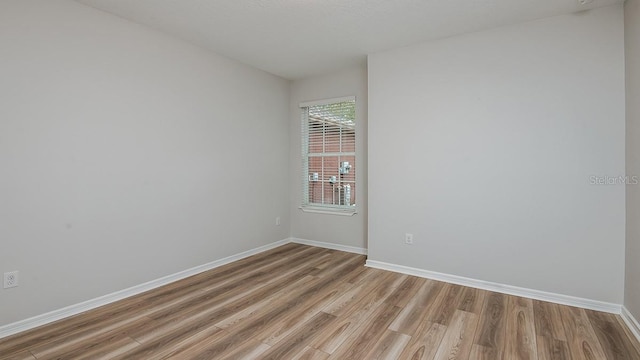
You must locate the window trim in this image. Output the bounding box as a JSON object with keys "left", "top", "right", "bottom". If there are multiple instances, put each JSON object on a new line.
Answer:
{"left": 300, "top": 96, "right": 357, "bottom": 215}
{"left": 299, "top": 96, "right": 356, "bottom": 108}
{"left": 298, "top": 206, "right": 358, "bottom": 216}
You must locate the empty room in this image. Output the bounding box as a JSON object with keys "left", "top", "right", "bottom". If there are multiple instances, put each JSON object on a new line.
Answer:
{"left": 1, "top": 0, "right": 640, "bottom": 359}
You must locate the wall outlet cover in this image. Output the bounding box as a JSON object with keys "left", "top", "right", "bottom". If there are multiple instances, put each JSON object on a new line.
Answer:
{"left": 4, "top": 271, "right": 19, "bottom": 288}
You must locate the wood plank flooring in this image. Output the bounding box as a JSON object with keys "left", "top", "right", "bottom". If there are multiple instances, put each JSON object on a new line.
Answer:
{"left": 1, "top": 243, "right": 639, "bottom": 359}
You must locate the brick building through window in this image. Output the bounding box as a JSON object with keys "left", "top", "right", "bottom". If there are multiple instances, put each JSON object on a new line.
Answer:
{"left": 302, "top": 98, "right": 356, "bottom": 210}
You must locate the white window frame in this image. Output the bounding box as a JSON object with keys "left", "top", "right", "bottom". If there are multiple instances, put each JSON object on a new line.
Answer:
{"left": 300, "top": 96, "right": 357, "bottom": 216}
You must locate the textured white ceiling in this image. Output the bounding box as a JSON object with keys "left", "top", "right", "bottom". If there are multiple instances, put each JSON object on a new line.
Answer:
{"left": 75, "top": 0, "right": 622, "bottom": 79}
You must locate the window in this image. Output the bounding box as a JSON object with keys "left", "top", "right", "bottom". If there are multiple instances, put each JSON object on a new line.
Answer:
{"left": 301, "top": 96, "right": 356, "bottom": 214}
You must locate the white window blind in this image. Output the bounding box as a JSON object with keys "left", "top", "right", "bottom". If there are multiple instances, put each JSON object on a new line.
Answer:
{"left": 301, "top": 97, "right": 356, "bottom": 212}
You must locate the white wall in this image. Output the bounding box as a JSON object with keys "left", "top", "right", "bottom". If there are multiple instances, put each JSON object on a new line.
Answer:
{"left": 0, "top": 0, "right": 290, "bottom": 326}
{"left": 626, "top": 0, "right": 640, "bottom": 319}
{"left": 368, "top": 5, "right": 626, "bottom": 303}
{"left": 289, "top": 66, "right": 368, "bottom": 250}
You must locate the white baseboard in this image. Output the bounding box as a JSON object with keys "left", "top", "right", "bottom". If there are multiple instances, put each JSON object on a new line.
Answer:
{"left": 365, "top": 260, "right": 621, "bottom": 314}
{"left": 291, "top": 238, "right": 368, "bottom": 255}
{"left": 622, "top": 306, "right": 640, "bottom": 343}
{"left": 3, "top": 237, "right": 628, "bottom": 341}
{"left": 0, "top": 238, "right": 290, "bottom": 340}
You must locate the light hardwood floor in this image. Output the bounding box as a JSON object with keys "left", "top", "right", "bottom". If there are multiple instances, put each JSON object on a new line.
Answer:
{"left": 1, "top": 243, "right": 639, "bottom": 359}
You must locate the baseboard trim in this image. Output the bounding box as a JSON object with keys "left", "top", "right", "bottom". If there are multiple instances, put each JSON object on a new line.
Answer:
{"left": 2, "top": 238, "right": 626, "bottom": 340}
{"left": 365, "top": 260, "right": 621, "bottom": 314}
{"left": 0, "top": 238, "right": 290, "bottom": 340}
{"left": 621, "top": 306, "right": 640, "bottom": 343}
{"left": 291, "top": 238, "right": 368, "bottom": 255}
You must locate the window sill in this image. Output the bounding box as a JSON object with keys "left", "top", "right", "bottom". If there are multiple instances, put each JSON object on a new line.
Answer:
{"left": 299, "top": 206, "right": 357, "bottom": 216}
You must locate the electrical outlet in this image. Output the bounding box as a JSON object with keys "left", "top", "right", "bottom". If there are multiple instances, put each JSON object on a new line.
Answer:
{"left": 4, "top": 271, "right": 18, "bottom": 289}
{"left": 276, "top": 217, "right": 281, "bottom": 226}
{"left": 405, "top": 233, "right": 414, "bottom": 245}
